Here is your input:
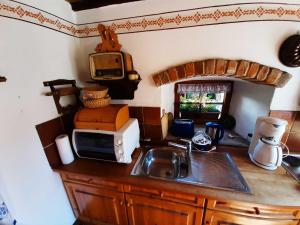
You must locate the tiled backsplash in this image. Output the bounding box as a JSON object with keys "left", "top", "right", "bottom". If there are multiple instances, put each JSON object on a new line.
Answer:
{"left": 129, "top": 106, "right": 162, "bottom": 141}
{"left": 269, "top": 110, "right": 300, "bottom": 152}
{"left": 36, "top": 113, "right": 75, "bottom": 168}
{"left": 36, "top": 107, "right": 161, "bottom": 168}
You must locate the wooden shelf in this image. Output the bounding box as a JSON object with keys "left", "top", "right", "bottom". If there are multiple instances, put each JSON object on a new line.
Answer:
{"left": 87, "top": 78, "right": 141, "bottom": 99}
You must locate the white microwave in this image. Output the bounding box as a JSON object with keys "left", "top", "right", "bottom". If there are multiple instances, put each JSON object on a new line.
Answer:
{"left": 72, "top": 119, "right": 140, "bottom": 164}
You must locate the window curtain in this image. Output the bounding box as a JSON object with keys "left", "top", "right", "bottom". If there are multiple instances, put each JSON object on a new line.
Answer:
{"left": 177, "top": 83, "right": 231, "bottom": 94}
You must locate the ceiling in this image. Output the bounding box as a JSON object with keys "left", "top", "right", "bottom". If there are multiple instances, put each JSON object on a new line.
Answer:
{"left": 65, "top": 0, "right": 142, "bottom": 11}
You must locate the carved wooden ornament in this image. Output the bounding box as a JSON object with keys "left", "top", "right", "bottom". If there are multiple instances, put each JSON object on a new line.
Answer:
{"left": 95, "top": 24, "right": 122, "bottom": 52}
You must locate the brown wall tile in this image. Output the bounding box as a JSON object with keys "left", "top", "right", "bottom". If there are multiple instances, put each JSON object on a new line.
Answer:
{"left": 167, "top": 68, "right": 178, "bottom": 82}
{"left": 143, "top": 107, "right": 161, "bottom": 125}
{"left": 257, "top": 66, "right": 270, "bottom": 81}
{"left": 139, "top": 124, "right": 145, "bottom": 140}
{"left": 129, "top": 107, "right": 144, "bottom": 123}
{"left": 176, "top": 65, "right": 186, "bottom": 79}
{"left": 144, "top": 124, "right": 162, "bottom": 141}
{"left": 291, "top": 112, "right": 300, "bottom": 133}
{"left": 235, "top": 60, "right": 250, "bottom": 77}
{"left": 286, "top": 132, "right": 300, "bottom": 152}
{"left": 36, "top": 117, "right": 65, "bottom": 147}
{"left": 215, "top": 59, "right": 226, "bottom": 75}
{"left": 226, "top": 60, "right": 238, "bottom": 76}
{"left": 160, "top": 71, "right": 170, "bottom": 84}
{"left": 270, "top": 110, "right": 300, "bottom": 151}
{"left": 194, "top": 61, "right": 204, "bottom": 76}
{"left": 129, "top": 106, "right": 162, "bottom": 141}
{"left": 185, "top": 63, "right": 195, "bottom": 78}
{"left": 204, "top": 59, "right": 216, "bottom": 75}
{"left": 152, "top": 74, "right": 162, "bottom": 86}
{"left": 247, "top": 63, "right": 260, "bottom": 79}
{"left": 61, "top": 112, "right": 76, "bottom": 138}
{"left": 44, "top": 144, "right": 62, "bottom": 168}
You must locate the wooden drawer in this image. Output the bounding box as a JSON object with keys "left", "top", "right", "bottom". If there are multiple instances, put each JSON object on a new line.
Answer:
{"left": 60, "top": 172, "right": 123, "bottom": 192}
{"left": 204, "top": 209, "right": 299, "bottom": 225}
{"left": 126, "top": 193, "right": 203, "bottom": 225}
{"left": 124, "top": 184, "right": 205, "bottom": 207}
{"left": 207, "top": 199, "right": 300, "bottom": 220}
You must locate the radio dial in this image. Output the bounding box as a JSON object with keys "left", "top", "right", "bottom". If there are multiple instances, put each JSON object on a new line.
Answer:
{"left": 117, "top": 139, "right": 122, "bottom": 145}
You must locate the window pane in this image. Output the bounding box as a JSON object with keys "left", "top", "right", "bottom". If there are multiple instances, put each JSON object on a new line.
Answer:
{"left": 180, "top": 93, "right": 202, "bottom": 103}
{"left": 201, "top": 103, "right": 222, "bottom": 113}
{"left": 179, "top": 103, "right": 201, "bottom": 113}
{"left": 180, "top": 92, "right": 225, "bottom": 104}
{"left": 204, "top": 92, "right": 224, "bottom": 103}
{"left": 179, "top": 92, "right": 224, "bottom": 114}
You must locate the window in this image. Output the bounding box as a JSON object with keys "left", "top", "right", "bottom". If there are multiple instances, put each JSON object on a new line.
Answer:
{"left": 174, "top": 81, "right": 233, "bottom": 124}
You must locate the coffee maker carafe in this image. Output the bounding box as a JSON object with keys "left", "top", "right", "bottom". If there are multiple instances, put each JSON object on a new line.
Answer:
{"left": 248, "top": 117, "right": 288, "bottom": 170}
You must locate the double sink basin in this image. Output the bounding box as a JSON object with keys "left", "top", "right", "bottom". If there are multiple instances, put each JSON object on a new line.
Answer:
{"left": 131, "top": 147, "right": 251, "bottom": 193}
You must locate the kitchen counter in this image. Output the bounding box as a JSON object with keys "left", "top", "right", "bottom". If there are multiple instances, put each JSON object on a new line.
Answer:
{"left": 55, "top": 146, "right": 300, "bottom": 207}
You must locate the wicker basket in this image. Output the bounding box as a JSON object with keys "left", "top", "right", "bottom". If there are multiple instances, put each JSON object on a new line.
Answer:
{"left": 82, "top": 96, "right": 111, "bottom": 108}
{"left": 81, "top": 86, "right": 108, "bottom": 100}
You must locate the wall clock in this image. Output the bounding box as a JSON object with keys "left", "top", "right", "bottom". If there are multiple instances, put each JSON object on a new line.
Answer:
{"left": 279, "top": 34, "right": 300, "bottom": 67}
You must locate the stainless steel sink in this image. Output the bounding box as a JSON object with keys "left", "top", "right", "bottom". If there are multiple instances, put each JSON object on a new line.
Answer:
{"left": 131, "top": 147, "right": 251, "bottom": 194}
{"left": 141, "top": 149, "right": 188, "bottom": 179}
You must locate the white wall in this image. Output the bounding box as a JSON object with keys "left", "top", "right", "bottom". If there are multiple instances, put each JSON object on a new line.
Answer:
{"left": 229, "top": 81, "right": 275, "bottom": 138}
{"left": 76, "top": 0, "right": 300, "bottom": 112}
{"left": 0, "top": 1, "right": 78, "bottom": 224}
{"left": 1, "top": 1, "right": 300, "bottom": 224}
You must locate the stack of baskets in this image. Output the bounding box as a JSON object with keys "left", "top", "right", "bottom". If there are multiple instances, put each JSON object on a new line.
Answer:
{"left": 81, "top": 86, "right": 111, "bottom": 108}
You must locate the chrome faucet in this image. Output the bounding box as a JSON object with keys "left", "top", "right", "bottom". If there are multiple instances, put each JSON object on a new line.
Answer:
{"left": 168, "top": 139, "right": 192, "bottom": 159}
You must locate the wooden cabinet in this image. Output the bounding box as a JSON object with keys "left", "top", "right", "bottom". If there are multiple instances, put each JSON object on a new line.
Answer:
{"left": 206, "top": 199, "right": 300, "bottom": 220}
{"left": 64, "top": 182, "right": 128, "bottom": 225}
{"left": 204, "top": 209, "right": 299, "bottom": 225}
{"left": 60, "top": 172, "right": 300, "bottom": 225}
{"left": 204, "top": 199, "right": 300, "bottom": 225}
{"left": 125, "top": 194, "right": 203, "bottom": 225}
{"left": 124, "top": 184, "right": 205, "bottom": 207}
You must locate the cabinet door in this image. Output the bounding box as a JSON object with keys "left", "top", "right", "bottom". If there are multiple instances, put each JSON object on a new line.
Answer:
{"left": 204, "top": 209, "right": 299, "bottom": 225}
{"left": 65, "top": 182, "right": 128, "bottom": 225}
{"left": 125, "top": 194, "right": 203, "bottom": 225}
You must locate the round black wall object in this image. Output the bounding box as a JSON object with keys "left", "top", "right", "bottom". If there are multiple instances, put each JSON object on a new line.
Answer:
{"left": 279, "top": 34, "right": 300, "bottom": 67}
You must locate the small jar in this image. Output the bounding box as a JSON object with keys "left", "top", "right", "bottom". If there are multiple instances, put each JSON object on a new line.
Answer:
{"left": 128, "top": 71, "right": 139, "bottom": 80}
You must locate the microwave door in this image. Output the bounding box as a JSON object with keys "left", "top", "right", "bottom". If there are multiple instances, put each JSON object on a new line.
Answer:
{"left": 75, "top": 132, "right": 117, "bottom": 161}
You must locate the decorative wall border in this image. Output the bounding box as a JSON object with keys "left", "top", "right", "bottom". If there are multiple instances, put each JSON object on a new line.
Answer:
{"left": 0, "top": 0, "right": 77, "bottom": 37}
{"left": 1, "top": 0, "right": 300, "bottom": 38}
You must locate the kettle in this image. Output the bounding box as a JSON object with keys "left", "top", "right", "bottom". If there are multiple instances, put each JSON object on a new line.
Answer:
{"left": 252, "top": 137, "right": 283, "bottom": 170}
{"left": 205, "top": 122, "right": 224, "bottom": 145}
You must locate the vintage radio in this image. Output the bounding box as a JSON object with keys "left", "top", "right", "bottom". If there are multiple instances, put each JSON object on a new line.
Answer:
{"left": 89, "top": 52, "right": 133, "bottom": 80}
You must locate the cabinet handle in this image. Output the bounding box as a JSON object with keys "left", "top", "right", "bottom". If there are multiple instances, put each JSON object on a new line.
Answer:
{"left": 160, "top": 192, "right": 164, "bottom": 198}
{"left": 127, "top": 203, "right": 131, "bottom": 207}
{"left": 120, "top": 201, "right": 124, "bottom": 206}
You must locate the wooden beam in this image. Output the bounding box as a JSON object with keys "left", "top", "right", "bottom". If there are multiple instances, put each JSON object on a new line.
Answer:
{"left": 66, "top": 0, "right": 142, "bottom": 11}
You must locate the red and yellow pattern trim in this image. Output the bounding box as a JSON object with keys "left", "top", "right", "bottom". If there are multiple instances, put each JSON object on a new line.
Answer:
{"left": 1, "top": 0, "right": 300, "bottom": 37}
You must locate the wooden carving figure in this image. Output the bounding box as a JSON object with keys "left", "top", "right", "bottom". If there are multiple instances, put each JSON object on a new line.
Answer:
{"left": 95, "top": 24, "right": 122, "bottom": 52}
